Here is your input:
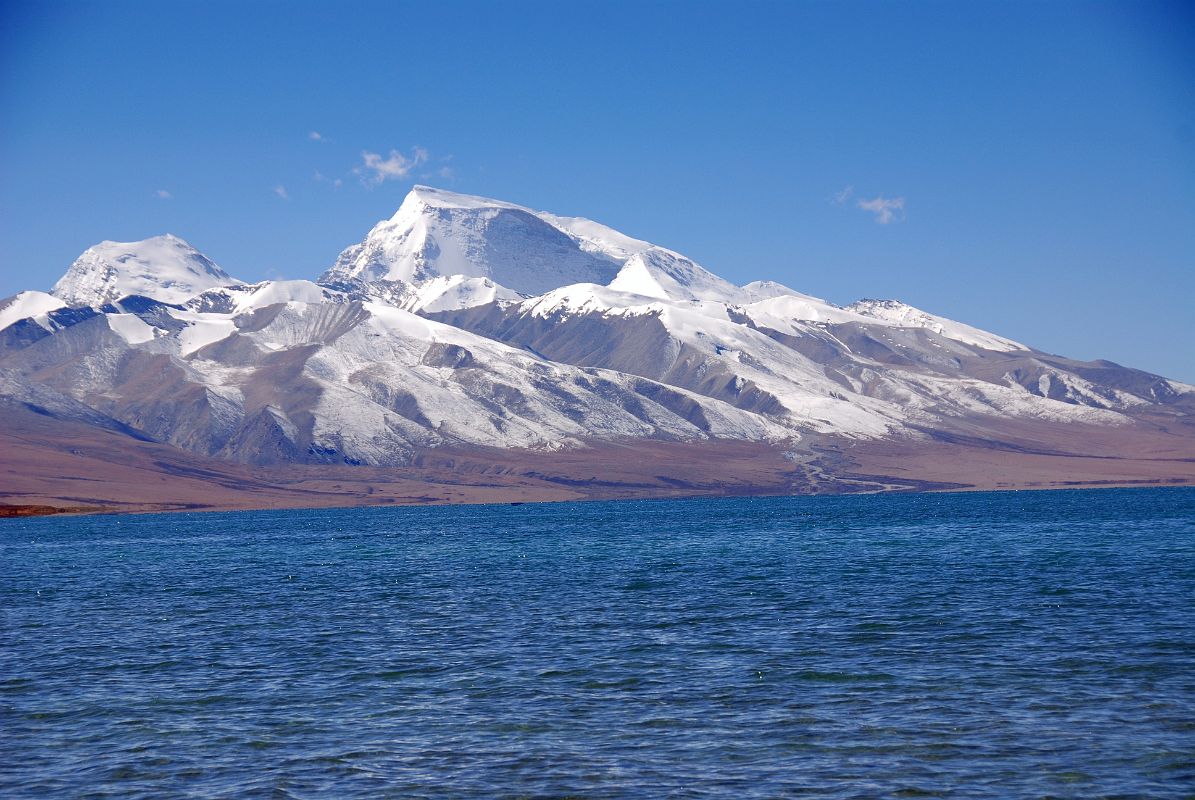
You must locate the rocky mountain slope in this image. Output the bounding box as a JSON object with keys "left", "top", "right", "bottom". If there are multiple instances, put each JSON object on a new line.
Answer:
{"left": 2, "top": 186, "right": 1192, "bottom": 509}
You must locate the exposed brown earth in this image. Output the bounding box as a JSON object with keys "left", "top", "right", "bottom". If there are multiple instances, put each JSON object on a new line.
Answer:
{"left": 0, "top": 504, "right": 108, "bottom": 518}
{"left": 0, "top": 403, "right": 800, "bottom": 516}
{"left": 815, "top": 422, "right": 1195, "bottom": 492}
{"left": 2, "top": 402, "right": 1193, "bottom": 518}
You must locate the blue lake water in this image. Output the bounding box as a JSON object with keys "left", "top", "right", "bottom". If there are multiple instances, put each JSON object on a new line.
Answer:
{"left": 2, "top": 487, "right": 1194, "bottom": 798}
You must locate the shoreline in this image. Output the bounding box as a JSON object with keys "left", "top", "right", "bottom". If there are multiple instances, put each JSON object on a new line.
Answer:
{"left": 5, "top": 477, "right": 1193, "bottom": 520}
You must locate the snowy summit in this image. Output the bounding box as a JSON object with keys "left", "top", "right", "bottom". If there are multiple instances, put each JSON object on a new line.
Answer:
{"left": 51, "top": 234, "right": 242, "bottom": 307}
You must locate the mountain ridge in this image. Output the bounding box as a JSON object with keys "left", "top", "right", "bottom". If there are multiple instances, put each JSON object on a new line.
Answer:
{"left": 3, "top": 185, "right": 1192, "bottom": 510}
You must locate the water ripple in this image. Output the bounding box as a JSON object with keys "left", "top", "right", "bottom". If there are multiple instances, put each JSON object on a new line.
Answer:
{"left": 2, "top": 487, "right": 1194, "bottom": 797}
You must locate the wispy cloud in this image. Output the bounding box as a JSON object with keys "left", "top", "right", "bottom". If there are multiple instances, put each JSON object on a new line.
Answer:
{"left": 273, "top": 185, "right": 289, "bottom": 200}
{"left": 155, "top": 189, "right": 172, "bottom": 200}
{"left": 356, "top": 146, "right": 430, "bottom": 185}
{"left": 831, "top": 185, "right": 854, "bottom": 205}
{"left": 309, "top": 131, "right": 326, "bottom": 142}
{"left": 857, "top": 196, "right": 905, "bottom": 224}
{"left": 314, "top": 171, "right": 344, "bottom": 189}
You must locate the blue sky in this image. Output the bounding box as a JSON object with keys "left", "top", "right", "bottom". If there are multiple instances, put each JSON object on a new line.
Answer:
{"left": 2, "top": 0, "right": 1192, "bottom": 380}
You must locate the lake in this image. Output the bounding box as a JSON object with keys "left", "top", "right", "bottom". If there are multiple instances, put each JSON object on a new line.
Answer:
{"left": 3, "top": 488, "right": 1193, "bottom": 797}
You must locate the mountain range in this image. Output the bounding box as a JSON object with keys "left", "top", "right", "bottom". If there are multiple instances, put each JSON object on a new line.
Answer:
{"left": 3, "top": 185, "right": 1193, "bottom": 514}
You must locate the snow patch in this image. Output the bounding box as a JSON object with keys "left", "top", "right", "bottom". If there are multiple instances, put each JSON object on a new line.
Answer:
{"left": 0, "top": 290, "right": 67, "bottom": 332}
{"left": 233, "top": 280, "right": 338, "bottom": 314}
{"left": 847, "top": 299, "right": 1026, "bottom": 352}
{"left": 405, "top": 275, "right": 523, "bottom": 313}
{"left": 169, "top": 311, "right": 238, "bottom": 355}
{"left": 106, "top": 313, "right": 157, "bottom": 344}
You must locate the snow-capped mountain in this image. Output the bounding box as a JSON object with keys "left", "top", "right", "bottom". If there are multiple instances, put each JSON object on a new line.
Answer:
{"left": 2, "top": 186, "right": 1191, "bottom": 476}
{"left": 51, "top": 234, "right": 242, "bottom": 307}
{"left": 322, "top": 186, "right": 623, "bottom": 295}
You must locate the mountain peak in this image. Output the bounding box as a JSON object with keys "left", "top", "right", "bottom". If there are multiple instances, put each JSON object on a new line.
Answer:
{"left": 608, "top": 249, "right": 745, "bottom": 303}
{"left": 324, "top": 186, "right": 747, "bottom": 303}
{"left": 51, "top": 234, "right": 242, "bottom": 307}
{"left": 322, "top": 187, "right": 624, "bottom": 295}
{"left": 399, "top": 185, "right": 525, "bottom": 214}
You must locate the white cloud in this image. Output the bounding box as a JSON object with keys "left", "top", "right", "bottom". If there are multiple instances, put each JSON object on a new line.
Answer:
{"left": 309, "top": 131, "right": 325, "bottom": 142}
{"left": 273, "top": 185, "right": 289, "bottom": 200}
{"left": 155, "top": 189, "right": 172, "bottom": 200}
{"left": 831, "top": 185, "right": 853, "bottom": 205}
{"left": 356, "top": 146, "right": 430, "bottom": 185}
{"left": 857, "top": 196, "right": 905, "bottom": 224}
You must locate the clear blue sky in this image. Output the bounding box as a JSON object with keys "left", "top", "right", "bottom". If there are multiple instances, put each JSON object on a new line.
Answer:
{"left": 2, "top": 1, "right": 1192, "bottom": 380}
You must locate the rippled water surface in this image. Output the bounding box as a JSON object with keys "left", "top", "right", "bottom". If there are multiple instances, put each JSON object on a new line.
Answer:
{"left": 3, "top": 488, "right": 1194, "bottom": 798}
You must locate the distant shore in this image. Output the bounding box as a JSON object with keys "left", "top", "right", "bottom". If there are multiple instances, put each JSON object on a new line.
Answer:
{"left": 5, "top": 478, "right": 1193, "bottom": 520}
